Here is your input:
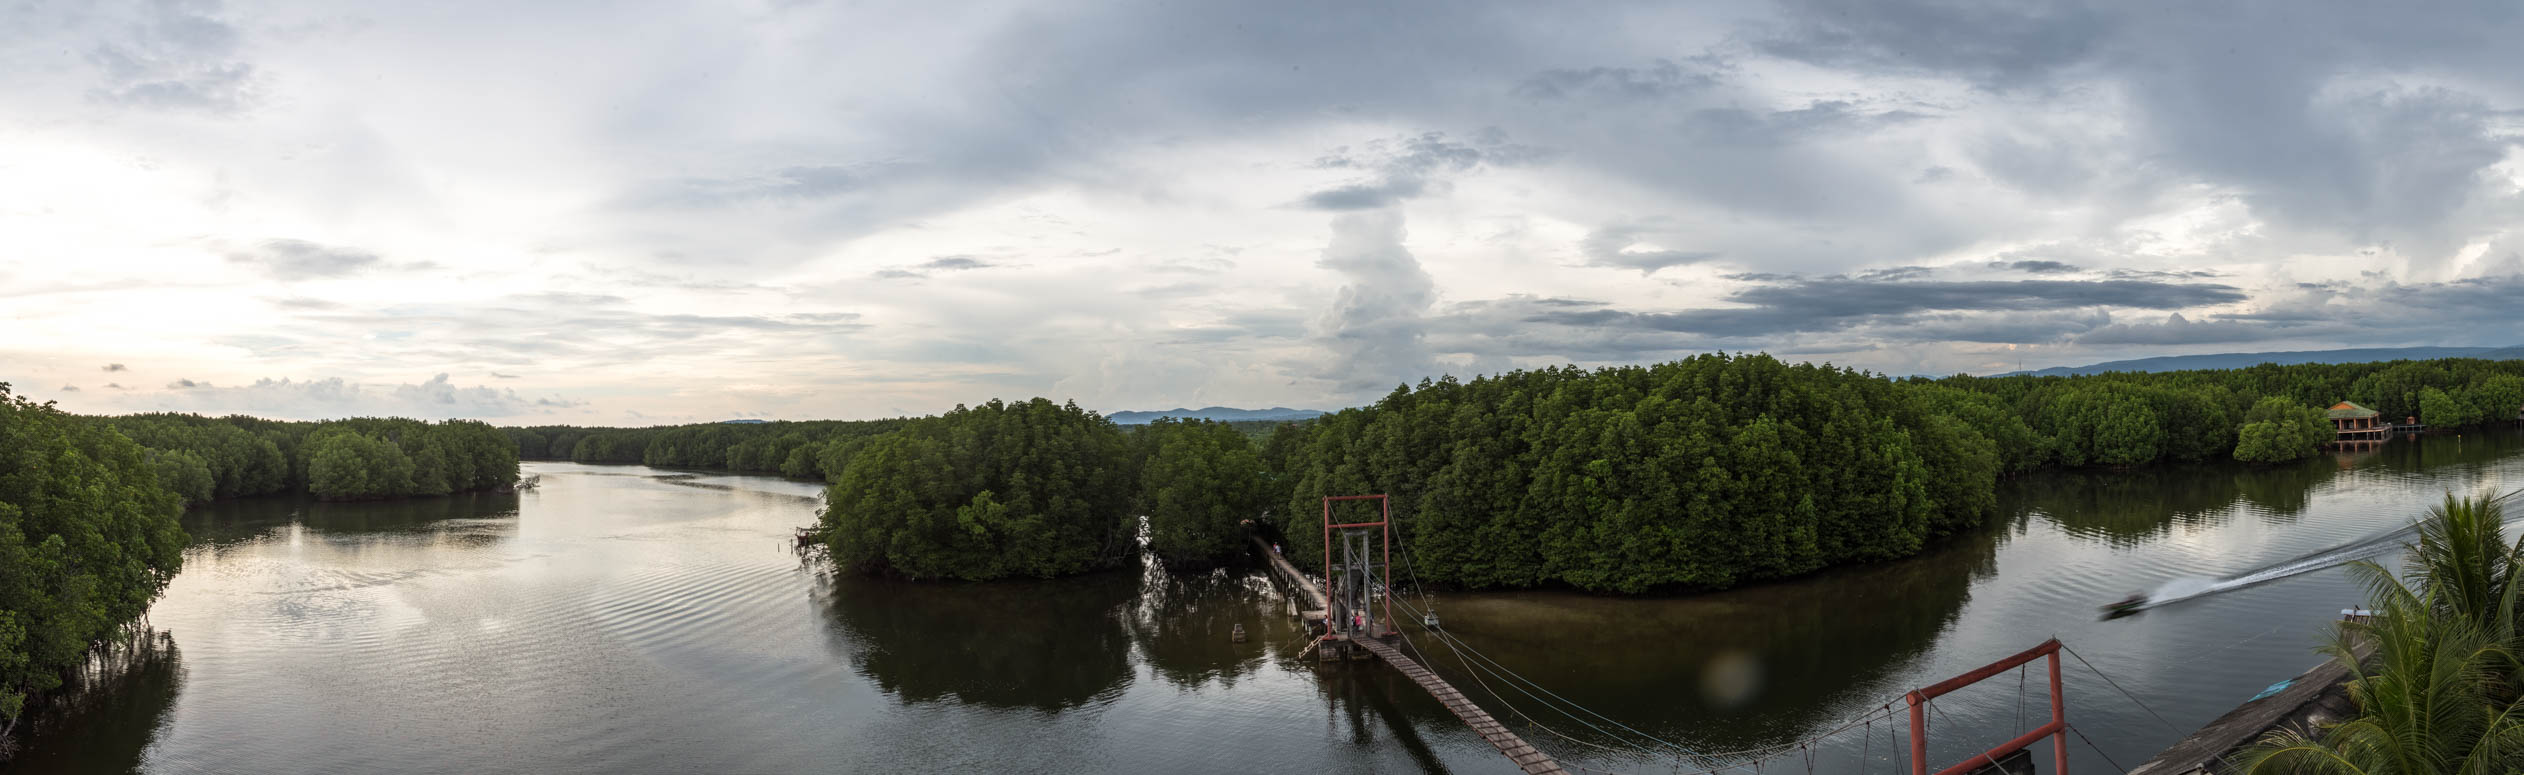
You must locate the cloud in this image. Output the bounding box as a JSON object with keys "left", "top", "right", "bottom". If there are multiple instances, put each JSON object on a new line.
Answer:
{"left": 1515, "top": 59, "right": 1721, "bottom": 101}
{"left": 103, "top": 363, "right": 127, "bottom": 372}
{"left": 1413, "top": 275, "right": 2252, "bottom": 362}
{"left": 2079, "top": 312, "right": 2279, "bottom": 345}
{"left": 872, "top": 255, "right": 1000, "bottom": 280}
{"left": 1579, "top": 220, "right": 1720, "bottom": 274}
{"left": 81, "top": 0, "right": 260, "bottom": 114}
{"left": 1754, "top": 0, "right": 2524, "bottom": 259}
{"left": 1998, "top": 260, "right": 2079, "bottom": 274}
{"left": 1312, "top": 210, "right": 1437, "bottom": 391}
{"left": 1299, "top": 131, "right": 1546, "bottom": 211}
{"left": 167, "top": 378, "right": 203, "bottom": 389}
{"left": 103, "top": 383, "right": 127, "bottom": 390}
{"left": 225, "top": 239, "right": 384, "bottom": 279}
{"left": 61, "top": 385, "right": 79, "bottom": 392}
{"left": 138, "top": 374, "right": 584, "bottom": 421}
{"left": 489, "top": 372, "right": 519, "bottom": 379}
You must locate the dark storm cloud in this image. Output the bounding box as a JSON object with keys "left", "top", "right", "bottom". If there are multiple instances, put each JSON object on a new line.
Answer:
{"left": 1300, "top": 131, "right": 1547, "bottom": 211}
{"left": 1424, "top": 276, "right": 2245, "bottom": 355}
{"left": 2078, "top": 313, "right": 2284, "bottom": 345}
{"left": 1514, "top": 59, "right": 1722, "bottom": 101}
{"left": 1722, "top": 277, "right": 2246, "bottom": 323}
{"left": 226, "top": 239, "right": 381, "bottom": 278}
{"left": 1997, "top": 260, "right": 2079, "bottom": 274}
{"left": 1684, "top": 101, "right": 1932, "bottom": 147}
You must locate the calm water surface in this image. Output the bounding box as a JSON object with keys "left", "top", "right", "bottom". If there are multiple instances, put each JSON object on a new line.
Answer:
{"left": 14, "top": 429, "right": 2524, "bottom": 774}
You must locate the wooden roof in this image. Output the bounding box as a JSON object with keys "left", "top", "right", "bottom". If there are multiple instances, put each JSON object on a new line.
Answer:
{"left": 2327, "top": 401, "right": 2379, "bottom": 419}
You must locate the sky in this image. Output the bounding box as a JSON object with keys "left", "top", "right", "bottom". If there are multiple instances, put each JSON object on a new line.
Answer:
{"left": 4, "top": 0, "right": 2521, "bottom": 425}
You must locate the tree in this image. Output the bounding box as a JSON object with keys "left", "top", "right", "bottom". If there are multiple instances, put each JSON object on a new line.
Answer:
{"left": 306, "top": 431, "right": 415, "bottom": 500}
{"left": 1133, "top": 419, "right": 1266, "bottom": 567}
{"left": 817, "top": 399, "right": 1135, "bottom": 580}
{"left": 2234, "top": 397, "right": 2329, "bottom": 464}
{"left": 0, "top": 384, "right": 187, "bottom": 745}
{"left": 2239, "top": 494, "right": 2524, "bottom": 774}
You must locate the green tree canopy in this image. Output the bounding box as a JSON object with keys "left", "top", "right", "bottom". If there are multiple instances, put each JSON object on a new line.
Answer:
{"left": 816, "top": 399, "right": 1135, "bottom": 580}
{"left": 0, "top": 384, "right": 188, "bottom": 739}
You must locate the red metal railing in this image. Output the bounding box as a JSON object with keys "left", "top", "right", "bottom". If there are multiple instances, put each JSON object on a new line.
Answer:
{"left": 1321, "top": 495, "right": 1392, "bottom": 637}
{"left": 1908, "top": 638, "right": 2065, "bottom": 775}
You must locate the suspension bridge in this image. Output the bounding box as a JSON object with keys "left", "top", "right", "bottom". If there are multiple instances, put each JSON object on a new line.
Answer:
{"left": 1260, "top": 494, "right": 2207, "bottom": 775}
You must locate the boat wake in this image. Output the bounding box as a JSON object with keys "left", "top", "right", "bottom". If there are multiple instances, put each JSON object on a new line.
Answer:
{"left": 2132, "top": 485, "right": 2524, "bottom": 611}
{"left": 2138, "top": 520, "right": 2426, "bottom": 610}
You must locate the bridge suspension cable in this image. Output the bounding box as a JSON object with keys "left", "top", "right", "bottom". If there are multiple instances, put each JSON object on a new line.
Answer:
{"left": 1380, "top": 519, "right": 1915, "bottom": 774}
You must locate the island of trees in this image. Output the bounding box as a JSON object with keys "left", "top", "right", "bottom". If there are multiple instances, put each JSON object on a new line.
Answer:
{"left": 505, "top": 354, "right": 2524, "bottom": 593}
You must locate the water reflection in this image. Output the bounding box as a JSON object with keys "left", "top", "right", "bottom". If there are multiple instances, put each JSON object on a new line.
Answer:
{"left": 819, "top": 571, "right": 1139, "bottom": 711}
{"left": 2021, "top": 429, "right": 2524, "bottom": 546}
{"left": 1124, "top": 562, "right": 1276, "bottom": 689}
{"left": 1419, "top": 520, "right": 1997, "bottom": 754}
{"left": 6, "top": 630, "right": 181, "bottom": 775}
{"left": 182, "top": 491, "right": 522, "bottom": 549}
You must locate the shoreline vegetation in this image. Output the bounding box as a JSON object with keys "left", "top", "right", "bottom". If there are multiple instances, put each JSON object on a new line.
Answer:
{"left": 504, "top": 354, "right": 2524, "bottom": 591}
{"left": 1, "top": 385, "right": 187, "bottom": 755}
{"left": 6, "top": 355, "right": 2521, "bottom": 754}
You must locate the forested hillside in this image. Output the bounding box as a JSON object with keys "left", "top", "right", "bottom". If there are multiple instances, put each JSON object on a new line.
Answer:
{"left": 1, "top": 384, "right": 188, "bottom": 747}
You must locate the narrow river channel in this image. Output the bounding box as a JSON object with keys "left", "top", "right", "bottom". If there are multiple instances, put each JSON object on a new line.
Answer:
{"left": 14, "top": 428, "right": 2524, "bottom": 774}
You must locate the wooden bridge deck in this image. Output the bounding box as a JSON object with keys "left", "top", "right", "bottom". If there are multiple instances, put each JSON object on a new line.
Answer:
{"left": 1252, "top": 537, "right": 1567, "bottom": 775}
{"left": 1351, "top": 636, "right": 1570, "bottom": 775}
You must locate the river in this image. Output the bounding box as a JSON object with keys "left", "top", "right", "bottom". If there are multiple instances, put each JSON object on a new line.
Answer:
{"left": 11, "top": 427, "right": 2524, "bottom": 774}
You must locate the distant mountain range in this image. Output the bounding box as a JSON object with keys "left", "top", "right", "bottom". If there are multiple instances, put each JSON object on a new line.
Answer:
{"left": 2003, "top": 345, "right": 2524, "bottom": 377}
{"left": 1106, "top": 406, "right": 1327, "bottom": 425}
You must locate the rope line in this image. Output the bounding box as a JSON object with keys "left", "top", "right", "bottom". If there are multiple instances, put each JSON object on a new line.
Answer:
{"left": 2059, "top": 644, "right": 2184, "bottom": 735}
{"left": 2065, "top": 722, "right": 2129, "bottom": 772}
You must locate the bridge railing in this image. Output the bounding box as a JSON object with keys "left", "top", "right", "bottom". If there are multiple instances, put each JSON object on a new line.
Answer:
{"left": 1908, "top": 638, "right": 2065, "bottom": 775}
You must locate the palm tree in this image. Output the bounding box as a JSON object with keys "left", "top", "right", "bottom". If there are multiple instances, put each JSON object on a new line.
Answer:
{"left": 2238, "top": 493, "right": 2524, "bottom": 774}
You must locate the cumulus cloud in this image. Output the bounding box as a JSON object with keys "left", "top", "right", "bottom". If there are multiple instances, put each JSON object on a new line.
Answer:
{"left": 1312, "top": 210, "right": 1438, "bottom": 391}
